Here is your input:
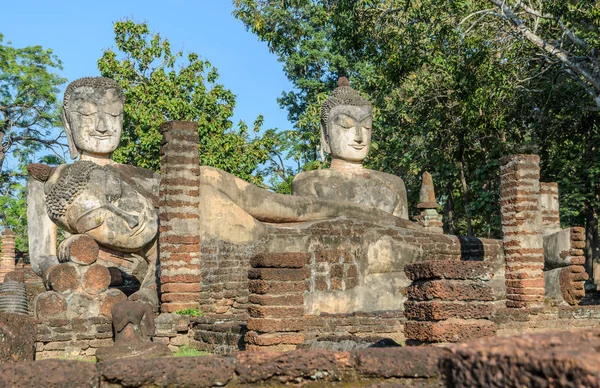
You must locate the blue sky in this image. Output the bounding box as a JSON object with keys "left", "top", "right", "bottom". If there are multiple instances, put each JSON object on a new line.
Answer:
{"left": 2, "top": 0, "right": 293, "bottom": 169}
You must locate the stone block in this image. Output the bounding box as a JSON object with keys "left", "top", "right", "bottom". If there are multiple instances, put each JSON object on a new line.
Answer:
{"left": 66, "top": 235, "right": 99, "bottom": 265}
{"left": 404, "top": 319, "right": 496, "bottom": 343}
{"left": 406, "top": 280, "right": 494, "bottom": 301}
{"left": 250, "top": 253, "right": 310, "bottom": 268}
{"left": 404, "top": 301, "right": 495, "bottom": 321}
{"left": 248, "top": 280, "right": 307, "bottom": 295}
{"left": 248, "top": 305, "right": 304, "bottom": 319}
{"left": 0, "top": 360, "right": 98, "bottom": 387}
{"left": 0, "top": 313, "right": 36, "bottom": 362}
{"left": 34, "top": 291, "right": 68, "bottom": 320}
{"left": 247, "top": 294, "right": 304, "bottom": 306}
{"left": 248, "top": 268, "right": 309, "bottom": 281}
{"left": 244, "top": 331, "right": 305, "bottom": 346}
{"left": 47, "top": 263, "right": 80, "bottom": 294}
{"left": 247, "top": 318, "right": 305, "bottom": 333}
{"left": 442, "top": 329, "right": 600, "bottom": 387}
{"left": 404, "top": 260, "right": 494, "bottom": 281}
{"left": 81, "top": 264, "right": 111, "bottom": 295}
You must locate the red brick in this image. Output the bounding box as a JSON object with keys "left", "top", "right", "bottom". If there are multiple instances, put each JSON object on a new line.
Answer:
{"left": 160, "top": 292, "right": 200, "bottom": 303}
{"left": 160, "top": 274, "right": 201, "bottom": 284}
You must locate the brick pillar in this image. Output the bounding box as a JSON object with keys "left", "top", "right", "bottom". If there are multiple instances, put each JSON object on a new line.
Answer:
{"left": 0, "top": 230, "right": 16, "bottom": 283}
{"left": 540, "top": 182, "right": 560, "bottom": 235}
{"left": 403, "top": 260, "right": 496, "bottom": 345}
{"left": 245, "top": 252, "right": 309, "bottom": 351}
{"left": 159, "top": 121, "right": 202, "bottom": 313}
{"left": 500, "top": 155, "right": 545, "bottom": 308}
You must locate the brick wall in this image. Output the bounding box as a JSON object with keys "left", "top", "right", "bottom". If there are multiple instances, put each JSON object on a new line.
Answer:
{"left": 198, "top": 240, "right": 260, "bottom": 319}
{"left": 159, "top": 121, "right": 202, "bottom": 313}
{"left": 304, "top": 311, "right": 405, "bottom": 344}
{"left": 493, "top": 305, "right": 600, "bottom": 336}
{"left": 35, "top": 317, "right": 113, "bottom": 360}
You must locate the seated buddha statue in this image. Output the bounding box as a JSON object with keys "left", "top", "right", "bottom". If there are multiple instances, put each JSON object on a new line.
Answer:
{"left": 292, "top": 77, "right": 408, "bottom": 219}
{"left": 27, "top": 77, "right": 160, "bottom": 306}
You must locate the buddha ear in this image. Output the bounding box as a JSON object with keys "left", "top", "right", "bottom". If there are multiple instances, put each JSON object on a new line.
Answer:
{"left": 320, "top": 121, "right": 331, "bottom": 158}
{"left": 62, "top": 108, "right": 79, "bottom": 160}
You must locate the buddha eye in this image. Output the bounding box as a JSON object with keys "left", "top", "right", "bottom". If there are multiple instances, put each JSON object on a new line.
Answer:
{"left": 76, "top": 110, "right": 98, "bottom": 116}
{"left": 360, "top": 116, "right": 372, "bottom": 130}
{"left": 105, "top": 111, "right": 122, "bottom": 118}
{"left": 333, "top": 114, "right": 356, "bottom": 129}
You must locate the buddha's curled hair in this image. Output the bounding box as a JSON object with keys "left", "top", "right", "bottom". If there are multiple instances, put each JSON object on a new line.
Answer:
{"left": 320, "top": 77, "right": 371, "bottom": 127}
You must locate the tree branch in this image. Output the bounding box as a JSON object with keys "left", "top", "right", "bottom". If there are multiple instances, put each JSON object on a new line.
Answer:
{"left": 488, "top": 0, "right": 600, "bottom": 106}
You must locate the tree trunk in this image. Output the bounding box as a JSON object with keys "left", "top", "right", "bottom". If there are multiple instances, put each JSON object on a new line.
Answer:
{"left": 585, "top": 201, "right": 599, "bottom": 284}
{"left": 444, "top": 180, "right": 456, "bottom": 235}
{"left": 457, "top": 137, "right": 473, "bottom": 236}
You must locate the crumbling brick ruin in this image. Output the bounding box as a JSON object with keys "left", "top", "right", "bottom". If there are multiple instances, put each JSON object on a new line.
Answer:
{"left": 3, "top": 118, "right": 600, "bottom": 387}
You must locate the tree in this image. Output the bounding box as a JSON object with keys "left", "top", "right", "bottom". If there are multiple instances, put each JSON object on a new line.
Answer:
{"left": 0, "top": 34, "right": 66, "bottom": 252}
{"left": 97, "top": 20, "right": 275, "bottom": 186}
{"left": 233, "top": 0, "right": 599, "bottom": 241}
{"left": 0, "top": 34, "right": 66, "bottom": 180}
{"left": 484, "top": 0, "right": 600, "bottom": 108}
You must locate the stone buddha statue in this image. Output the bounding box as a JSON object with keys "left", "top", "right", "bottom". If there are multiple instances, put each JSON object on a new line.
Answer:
{"left": 27, "top": 77, "right": 160, "bottom": 307}
{"left": 292, "top": 77, "right": 409, "bottom": 219}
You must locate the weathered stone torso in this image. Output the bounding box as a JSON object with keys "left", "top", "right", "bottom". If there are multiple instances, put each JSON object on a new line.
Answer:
{"left": 292, "top": 169, "right": 409, "bottom": 219}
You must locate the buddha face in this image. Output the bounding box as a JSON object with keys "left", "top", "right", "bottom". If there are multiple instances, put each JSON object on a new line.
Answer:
{"left": 48, "top": 166, "right": 158, "bottom": 252}
{"left": 325, "top": 105, "right": 372, "bottom": 163}
{"left": 67, "top": 87, "right": 123, "bottom": 156}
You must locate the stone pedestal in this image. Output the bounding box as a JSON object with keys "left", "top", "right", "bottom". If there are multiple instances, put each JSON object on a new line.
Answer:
{"left": 245, "top": 253, "right": 308, "bottom": 351}
{"left": 159, "top": 121, "right": 202, "bottom": 313}
{"left": 500, "top": 155, "right": 545, "bottom": 308}
{"left": 403, "top": 260, "right": 496, "bottom": 345}
{"left": 33, "top": 235, "right": 126, "bottom": 319}
{"left": 0, "top": 230, "right": 16, "bottom": 283}
{"left": 95, "top": 300, "right": 171, "bottom": 361}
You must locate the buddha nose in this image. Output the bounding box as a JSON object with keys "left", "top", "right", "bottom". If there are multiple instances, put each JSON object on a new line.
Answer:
{"left": 354, "top": 126, "right": 364, "bottom": 143}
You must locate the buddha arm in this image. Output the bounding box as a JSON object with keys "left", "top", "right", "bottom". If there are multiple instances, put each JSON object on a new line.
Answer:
{"left": 200, "top": 167, "right": 416, "bottom": 229}
{"left": 27, "top": 177, "right": 57, "bottom": 275}
{"left": 391, "top": 177, "right": 409, "bottom": 220}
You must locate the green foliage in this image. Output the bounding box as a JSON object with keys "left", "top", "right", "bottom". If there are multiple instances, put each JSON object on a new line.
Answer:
{"left": 234, "top": 0, "right": 600, "bottom": 237}
{"left": 174, "top": 307, "right": 203, "bottom": 317}
{"left": 0, "top": 35, "right": 67, "bottom": 252}
{"left": 98, "top": 20, "right": 275, "bottom": 186}
{"left": 172, "top": 345, "right": 209, "bottom": 357}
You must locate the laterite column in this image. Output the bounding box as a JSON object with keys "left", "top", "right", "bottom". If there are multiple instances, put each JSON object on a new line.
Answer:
{"left": 0, "top": 230, "right": 16, "bottom": 283}
{"left": 159, "top": 121, "right": 202, "bottom": 313}
{"left": 500, "top": 155, "right": 545, "bottom": 308}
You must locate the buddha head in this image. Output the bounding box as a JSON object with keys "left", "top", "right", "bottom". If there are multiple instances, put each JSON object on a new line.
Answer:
{"left": 320, "top": 77, "right": 372, "bottom": 163}
{"left": 62, "top": 77, "right": 124, "bottom": 159}
{"left": 30, "top": 161, "right": 158, "bottom": 252}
